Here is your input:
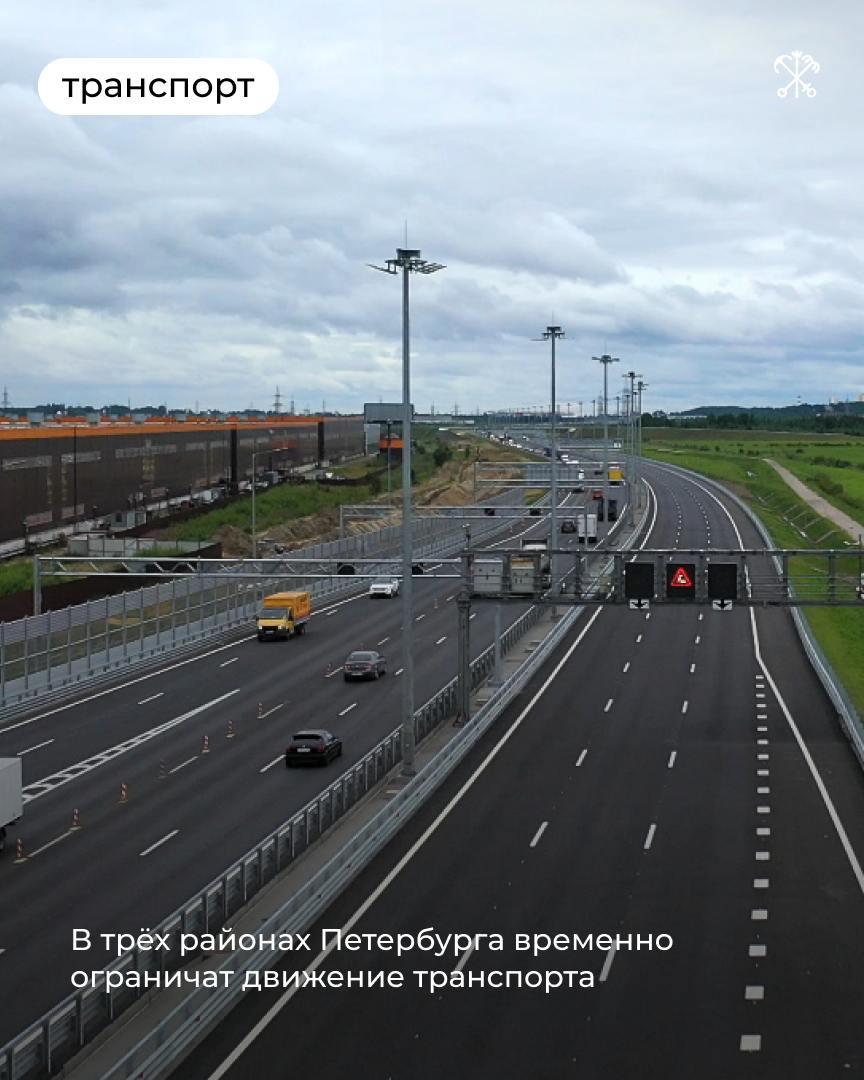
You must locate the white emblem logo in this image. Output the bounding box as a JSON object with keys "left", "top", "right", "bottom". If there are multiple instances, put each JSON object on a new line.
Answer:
{"left": 774, "top": 51, "right": 820, "bottom": 98}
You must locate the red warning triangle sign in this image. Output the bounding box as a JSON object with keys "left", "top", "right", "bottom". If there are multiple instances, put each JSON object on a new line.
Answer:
{"left": 670, "top": 566, "right": 694, "bottom": 588}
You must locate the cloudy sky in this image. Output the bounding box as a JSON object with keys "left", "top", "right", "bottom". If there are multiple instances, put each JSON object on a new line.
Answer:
{"left": 1, "top": 0, "right": 862, "bottom": 414}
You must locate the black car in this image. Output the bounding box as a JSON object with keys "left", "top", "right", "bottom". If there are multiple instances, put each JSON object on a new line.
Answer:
{"left": 343, "top": 650, "right": 387, "bottom": 680}
{"left": 561, "top": 519, "right": 577, "bottom": 533}
{"left": 285, "top": 730, "right": 343, "bottom": 766}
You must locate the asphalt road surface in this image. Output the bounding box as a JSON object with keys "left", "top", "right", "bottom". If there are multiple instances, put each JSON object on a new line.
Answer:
{"left": 0, "top": 502, "right": 593, "bottom": 1044}
{"left": 176, "top": 459, "right": 864, "bottom": 1080}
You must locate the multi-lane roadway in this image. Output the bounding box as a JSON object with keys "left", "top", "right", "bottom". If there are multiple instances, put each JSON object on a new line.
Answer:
{"left": 0, "top": 504, "right": 581, "bottom": 1045}
{"left": 176, "top": 458, "right": 864, "bottom": 1080}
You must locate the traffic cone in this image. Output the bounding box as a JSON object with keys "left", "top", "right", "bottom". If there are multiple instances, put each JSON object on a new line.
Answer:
{"left": 257, "top": 702, "right": 263, "bottom": 720}
{"left": 158, "top": 759, "right": 167, "bottom": 781}
{"left": 202, "top": 734, "right": 210, "bottom": 754}
{"left": 119, "top": 783, "right": 129, "bottom": 804}
{"left": 14, "top": 837, "right": 26, "bottom": 863}
{"left": 227, "top": 717, "right": 235, "bottom": 739}
{"left": 70, "top": 808, "right": 81, "bottom": 830}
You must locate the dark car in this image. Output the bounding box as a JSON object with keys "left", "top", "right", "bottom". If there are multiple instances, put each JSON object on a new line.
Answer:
{"left": 343, "top": 650, "right": 387, "bottom": 681}
{"left": 285, "top": 730, "right": 343, "bottom": 767}
{"left": 561, "top": 519, "right": 577, "bottom": 533}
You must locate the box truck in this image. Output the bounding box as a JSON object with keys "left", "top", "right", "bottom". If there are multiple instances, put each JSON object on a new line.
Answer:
{"left": 256, "top": 591, "right": 312, "bottom": 641}
{"left": 577, "top": 514, "right": 598, "bottom": 544}
{"left": 0, "top": 758, "right": 23, "bottom": 854}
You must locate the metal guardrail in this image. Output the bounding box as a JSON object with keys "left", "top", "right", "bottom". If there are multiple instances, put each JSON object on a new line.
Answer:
{"left": 87, "top": 489, "right": 652, "bottom": 1080}
{"left": 0, "top": 495, "right": 517, "bottom": 714}
{"left": 653, "top": 461, "right": 864, "bottom": 767}
{"left": 0, "top": 486, "right": 629, "bottom": 1080}
{"left": 0, "top": 604, "right": 543, "bottom": 1080}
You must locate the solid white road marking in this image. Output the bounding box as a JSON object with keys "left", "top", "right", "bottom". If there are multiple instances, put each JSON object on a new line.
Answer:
{"left": 377, "top": 637, "right": 389, "bottom": 646}
{"left": 338, "top": 703, "right": 357, "bottom": 717}
{"left": 29, "top": 831, "right": 74, "bottom": 858}
{"left": 18, "top": 739, "right": 54, "bottom": 756}
{"left": 219, "top": 658, "right": 239, "bottom": 668}
{"left": 636, "top": 634, "right": 642, "bottom": 643}
{"left": 259, "top": 704, "right": 284, "bottom": 719}
{"left": 689, "top": 663, "right": 696, "bottom": 674}
{"left": 22, "top": 689, "right": 240, "bottom": 805}
{"left": 754, "top": 878, "right": 769, "bottom": 888}
{"left": 755, "top": 851, "right": 770, "bottom": 861}
{"left": 529, "top": 821, "right": 549, "bottom": 848}
{"left": 757, "top": 806, "right": 771, "bottom": 814}
{"left": 469, "top": 613, "right": 477, "bottom": 620}
{"left": 660, "top": 461, "right": 864, "bottom": 899}
{"left": 757, "top": 786, "right": 770, "bottom": 794}
{"left": 445, "top": 595, "right": 454, "bottom": 602}
{"left": 453, "top": 942, "right": 475, "bottom": 973}
{"left": 745, "top": 986, "right": 765, "bottom": 1001}
{"left": 694, "top": 635, "right": 701, "bottom": 645}
{"left": 643, "top": 823, "right": 657, "bottom": 851}
{"left": 395, "top": 668, "right": 404, "bottom": 676}
{"left": 667, "top": 751, "right": 677, "bottom": 769}
{"left": 757, "top": 769, "right": 769, "bottom": 777}
{"left": 622, "top": 662, "right": 630, "bottom": 673}
{"left": 169, "top": 756, "right": 198, "bottom": 774}
{"left": 599, "top": 944, "right": 617, "bottom": 982}
{"left": 749, "top": 945, "right": 767, "bottom": 957}
{"left": 325, "top": 669, "right": 341, "bottom": 678}
{"left": 326, "top": 609, "right": 337, "bottom": 616}
{"left": 698, "top": 613, "right": 704, "bottom": 621}
{"left": 138, "top": 692, "right": 165, "bottom": 704}
{"left": 415, "top": 613, "right": 426, "bottom": 621}
{"left": 604, "top": 699, "right": 613, "bottom": 713}
{"left": 681, "top": 700, "right": 688, "bottom": 714}
{"left": 198, "top": 490, "right": 672, "bottom": 1080}
{"left": 740, "top": 1035, "right": 762, "bottom": 1052}
{"left": 751, "top": 909, "right": 768, "bottom": 921}
{"left": 576, "top": 749, "right": 588, "bottom": 767}
{"left": 756, "top": 827, "right": 771, "bottom": 836}
{"left": 139, "top": 830, "right": 179, "bottom": 857}
{"left": 259, "top": 756, "right": 282, "bottom": 774}
{"left": 435, "top": 636, "right": 447, "bottom": 645}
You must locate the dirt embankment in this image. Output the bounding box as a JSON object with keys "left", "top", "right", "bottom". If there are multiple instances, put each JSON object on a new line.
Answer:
{"left": 215, "top": 447, "right": 525, "bottom": 556}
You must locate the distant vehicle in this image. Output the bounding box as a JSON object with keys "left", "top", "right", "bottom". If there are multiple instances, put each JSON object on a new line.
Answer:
{"left": 0, "top": 758, "right": 23, "bottom": 854}
{"left": 344, "top": 650, "right": 387, "bottom": 680}
{"left": 285, "top": 730, "right": 343, "bottom": 767}
{"left": 577, "top": 514, "right": 598, "bottom": 544}
{"left": 257, "top": 590, "right": 311, "bottom": 641}
{"left": 591, "top": 488, "right": 604, "bottom": 501}
{"left": 369, "top": 578, "right": 399, "bottom": 599}
{"left": 608, "top": 467, "right": 624, "bottom": 485}
{"left": 607, "top": 499, "right": 618, "bottom": 521}
{"left": 561, "top": 519, "right": 577, "bottom": 533}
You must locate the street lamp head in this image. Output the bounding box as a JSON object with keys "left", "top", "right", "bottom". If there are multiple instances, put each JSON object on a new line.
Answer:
{"left": 540, "top": 325, "right": 565, "bottom": 340}
{"left": 369, "top": 250, "right": 445, "bottom": 276}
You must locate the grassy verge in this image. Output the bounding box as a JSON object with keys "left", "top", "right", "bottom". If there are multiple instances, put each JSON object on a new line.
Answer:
{"left": 0, "top": 559, "right": 35, "bottom": 598}
{"left": 645, "top": 442, "right": 864, "bottom": 718}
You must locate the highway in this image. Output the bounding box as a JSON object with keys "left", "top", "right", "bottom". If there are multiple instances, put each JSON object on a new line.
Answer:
{"left": 0, "top": 501, "right": 585, "bottom": 1044}
{"left": 176, "top": 459, "right": 864, "bottom": 1080}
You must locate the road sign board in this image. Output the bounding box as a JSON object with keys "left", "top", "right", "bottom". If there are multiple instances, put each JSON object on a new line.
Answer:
{"left": 665, "top": 562, "right": 696, "bottom": 600}
{"left": 624, "top": 562, "right": 654, "bottom": 600}
{"left": 712, "top": 599, "right": 734, "bottom": 611}
{"left": 707, "top": 562, "right": 738, "bottom": 601}
{"left": 629, "top": 599, "right": 650, "bottom": 609}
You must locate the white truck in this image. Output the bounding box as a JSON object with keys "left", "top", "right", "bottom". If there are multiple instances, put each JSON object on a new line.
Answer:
{"left": 577, "top": 513, "right": 598, "bottom": 544}
{"left": 0, "top": 757, "right": 23, "bottom": 854}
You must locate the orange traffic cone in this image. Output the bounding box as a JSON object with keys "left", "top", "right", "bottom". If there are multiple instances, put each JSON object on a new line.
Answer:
{"left": 201, "top": 734, "right": 210, "bottom": 754}
{"left": 227, "top": 718, "right": 235, "bottom": 739}
{"left": 119, "top": 783, "right": 129, "bottom": 804}
{"left": 13, "top": 837, "right": 26, "bottom": 863}
{"left": 71, "top": 808, "right": 81, "bottom": 830}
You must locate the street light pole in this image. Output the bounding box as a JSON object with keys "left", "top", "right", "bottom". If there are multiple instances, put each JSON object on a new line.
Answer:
{"left": 593, "top": 354, "right": 620, "bottom": 520}
{"left": 624, "top": 371, "right": 639, "bottom": 525}
{"left": 539, "top": 326, "right": 564, "bottom": 597}
{"left": 369, "top": 247, "right": 445, "bottom": 776}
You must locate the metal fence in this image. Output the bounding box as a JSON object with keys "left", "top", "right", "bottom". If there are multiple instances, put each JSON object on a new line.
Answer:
{"left": 0, "top": 497, "right": 518, "bottom": 713}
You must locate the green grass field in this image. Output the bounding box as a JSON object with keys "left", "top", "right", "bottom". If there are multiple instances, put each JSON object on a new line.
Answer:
{"left": 644, "top": 431, "right": 864, "bottom": 719}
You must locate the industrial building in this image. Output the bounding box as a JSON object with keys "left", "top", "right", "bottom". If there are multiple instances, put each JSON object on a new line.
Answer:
{"left": 0, "top": 415, "right": 364, "bottom": 544}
